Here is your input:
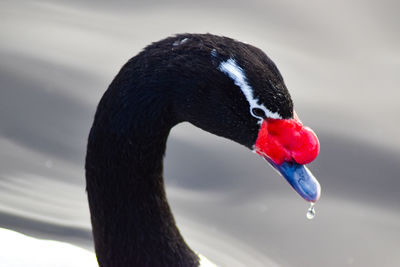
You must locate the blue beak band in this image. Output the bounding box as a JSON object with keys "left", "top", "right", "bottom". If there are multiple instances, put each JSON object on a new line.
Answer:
{"left": 264, "top": 157, "right": 321, "bottom": 202}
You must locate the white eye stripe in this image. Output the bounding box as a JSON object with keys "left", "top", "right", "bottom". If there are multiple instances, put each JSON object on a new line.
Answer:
{"left": 217, "top": 58, "right": 282, "bottom": 122}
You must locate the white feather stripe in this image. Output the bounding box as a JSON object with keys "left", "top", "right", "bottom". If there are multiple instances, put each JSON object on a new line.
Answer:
{"left": 218, "top": 58, "right": 282, "bottom": 121}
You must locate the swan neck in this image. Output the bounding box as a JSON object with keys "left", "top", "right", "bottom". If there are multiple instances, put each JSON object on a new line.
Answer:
{"left": 85, "top": 81, "right": 199, "bottom": 266}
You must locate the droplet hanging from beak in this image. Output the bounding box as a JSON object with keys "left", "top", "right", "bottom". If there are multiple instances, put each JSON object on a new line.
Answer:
{"left": 306, "top": 202, "right": 316, "bottom": 219}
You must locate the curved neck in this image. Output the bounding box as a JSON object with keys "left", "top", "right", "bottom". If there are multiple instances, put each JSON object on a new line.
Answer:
{"left": 85, "top": 73, "right": 199, "bottom": 266}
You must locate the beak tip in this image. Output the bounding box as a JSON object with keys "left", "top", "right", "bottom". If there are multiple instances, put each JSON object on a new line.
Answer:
{"left": 265, "top": 157, "right": 321, "bottom": 203}
{"left": 307, "top": 183, "right": 321, "bottom": 203}
{"left": 296, "top": 164, "right": 321, "bottom": 202}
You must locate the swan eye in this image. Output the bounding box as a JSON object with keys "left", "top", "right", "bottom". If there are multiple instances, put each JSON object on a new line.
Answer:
{"left": 251, "top": 107, "right": 266, "bottom": 118}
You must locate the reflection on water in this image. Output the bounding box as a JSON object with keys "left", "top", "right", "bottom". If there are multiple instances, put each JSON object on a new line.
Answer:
{"left": 1, "top": 1, "right": 399, "bottom": 266}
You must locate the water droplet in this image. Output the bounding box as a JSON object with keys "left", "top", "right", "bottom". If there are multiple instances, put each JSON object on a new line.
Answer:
{"left": 306, "top": 203, "right": 316, "bottom": 219}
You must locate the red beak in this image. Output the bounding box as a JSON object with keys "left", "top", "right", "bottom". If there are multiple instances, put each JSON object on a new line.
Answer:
{"left": 254, "top": 112, "right": 321, "bottom": 202}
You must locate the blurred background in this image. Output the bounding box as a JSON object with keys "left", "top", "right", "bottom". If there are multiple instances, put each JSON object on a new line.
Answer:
{"left": 1, "top": 0, "right": 399, "bottom": 266}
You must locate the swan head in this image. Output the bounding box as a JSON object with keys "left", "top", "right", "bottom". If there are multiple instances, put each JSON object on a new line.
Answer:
{"left": 174, "top": 35, "right": 320, "bottom": 202}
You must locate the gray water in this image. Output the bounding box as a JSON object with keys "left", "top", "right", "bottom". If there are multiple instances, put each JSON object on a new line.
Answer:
{"left": 1, "top": 0, "right": 399, "bottom": 266}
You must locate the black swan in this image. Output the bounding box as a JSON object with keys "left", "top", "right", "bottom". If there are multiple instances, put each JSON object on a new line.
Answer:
{"left": 2, "top": 33, "right": 321, "bottom": 267}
